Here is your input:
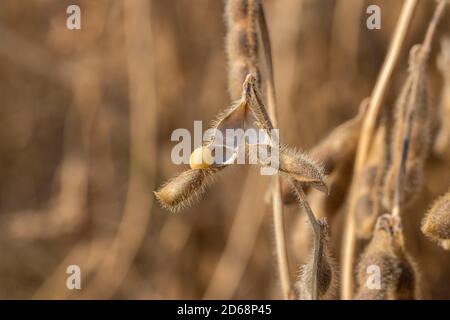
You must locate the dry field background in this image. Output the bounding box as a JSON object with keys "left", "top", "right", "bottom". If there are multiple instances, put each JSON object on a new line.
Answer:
{"left": 0, "top": 0, "right": 449, "bottom": 299}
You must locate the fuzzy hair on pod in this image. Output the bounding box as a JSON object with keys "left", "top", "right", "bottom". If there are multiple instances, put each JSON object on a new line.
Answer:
{"left": 355, "top": 214, "right": 421, "bottom": 300}
{"left": 212, "top": 73, "right": 272, "bottom": 136}
{"left": 279, "top": 146, "right": 327, "bottom": 194}
{"left": 421, "top": 190, "right": 450, "bottom": 250}
{"left": 216, "top": 74, "right": 328, "bottom": 193}
{"left": 154, "top": 168, "right": 222, "bottom": 213}
{"left": 208, "top": 74, "right": 274, "bottom": 165}
{"left": 383, "top": 45, "right": 431, "bottom": 210}
{"left": 225, "top": 0, "right": 261, "bottom": 100}
{"left": 296, "top": 218, "right": 338, "bottom": 300}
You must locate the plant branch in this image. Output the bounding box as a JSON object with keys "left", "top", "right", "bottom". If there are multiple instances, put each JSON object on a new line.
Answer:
{"left": 341, "top": 0, "right": 418, "bottom": 300}
{"left": 292, "top": 180, "right": 321, "bottom": 300}
{"left": 257, "top": 2, "right": 292, "bottom": 299}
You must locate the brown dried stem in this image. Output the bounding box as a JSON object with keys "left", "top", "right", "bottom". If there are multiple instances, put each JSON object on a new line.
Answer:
{"left": 292, "top": 180, "right": 321, "bottom": 300}
{"left": 341, "top": 0, "right": 418, "bottom": 300}
{"left": 258, "top": 2, "right": 324, "bottom": 300}
{"left": 257, "top": 1, "right": 292, "bottom": 300}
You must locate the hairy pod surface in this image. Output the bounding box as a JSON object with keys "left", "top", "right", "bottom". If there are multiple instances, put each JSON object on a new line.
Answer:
{"left": 279, "top": 147, "right": 327, "bottom": 193}
{"left": 383, "top": 46, "right": 431, "bottom": 210}
{"left": 154, "top": 168, "right": 221, "bottom": 212}
{"left": 356, "top": 214, "right": 420, "bottom": 300}
{"left": 225, "top": 0, "right": 260, "bottom": 99}
{"left": 296, "top": 219, "right": 338, "bottom": 300}
{"left": 422, "top": 190, "right": 450, "bottom": 250}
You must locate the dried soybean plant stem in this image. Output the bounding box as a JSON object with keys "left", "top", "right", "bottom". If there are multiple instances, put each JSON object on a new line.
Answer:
{"left": 420, "top": 1, "right": 447, "bottom": 61}
{"left": 258, "top": 5, "right": 276, "bottom": 125}
{"left": 272, "top": 178, "right": 292, "bottom": 299}
{"left": 259, "top": 1, "right": 324, "bottom": 300}
{"left": 258, "top": 1, "right": 292, "bottom": 299}
{"left": 341, "top": 0, "right": 417, "bottom": 300}
{"left": 392, "top": 0, "right": 448, "bottom": 218}
{"left": 292, "top": 181, "right": 321, "bottom": 300}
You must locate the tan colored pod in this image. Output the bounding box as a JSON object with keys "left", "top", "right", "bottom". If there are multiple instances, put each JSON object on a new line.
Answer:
{"left": 422, "top": 190, "right": 450, "bottom": 250}
{"left": 279, "top": 147, "right": 327, "bottom": 194}
{"left": 154, "top": 168, "right": 220, "bottom": 212}
{"left": 225, "top": 0, "right": 260, "bottom": 99}
{"left": 383, "top": 45, "right": 430, "bottom": 210}
{"left": 296, "top": 218, "right": 338, "bottom": 300}
{"left": 355, "top": 214, "right": 421, "bottom": 300}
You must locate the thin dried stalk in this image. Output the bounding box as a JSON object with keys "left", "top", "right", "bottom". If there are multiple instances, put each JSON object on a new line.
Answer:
{"left": 257, "top": 3, "right": 327, "bottom": 299}
{"left": 257, "top": 1, "right": 292, "bottom": 299}
{"left": 254, "top": 6, "right": 326, "bottom": 298}
{"left": 235, "top": 99, "right": 326, "bottom": 299}
{"left": 292, "top": 181, "right": 322, "bottom": 300}
{"left": 341, "top": 0, "right": 418, "bottom": 299}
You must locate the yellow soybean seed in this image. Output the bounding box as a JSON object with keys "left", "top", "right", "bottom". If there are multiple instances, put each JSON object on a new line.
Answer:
{"left": 189, "top": 146, "right": 214, "bottom": 169}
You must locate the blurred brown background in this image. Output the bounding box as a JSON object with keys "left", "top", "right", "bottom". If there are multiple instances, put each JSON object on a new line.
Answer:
{"left": 0, "top": 0, "right": 449, "bottom": 299}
